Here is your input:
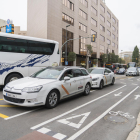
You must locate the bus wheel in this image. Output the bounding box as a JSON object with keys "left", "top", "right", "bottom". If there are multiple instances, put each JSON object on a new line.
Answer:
{"left": 5, "top": 74, "right": 22, "bottom": 85}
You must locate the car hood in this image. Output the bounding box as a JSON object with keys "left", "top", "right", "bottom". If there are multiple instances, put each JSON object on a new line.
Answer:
{"left": 90, "top": 74, "right": 103, "bottom": 78}
{"left": 127, "top": 70, "right": 136, "bottom": 72}
{"left": 6, "top": 77, "right": 56, "bottom": 89}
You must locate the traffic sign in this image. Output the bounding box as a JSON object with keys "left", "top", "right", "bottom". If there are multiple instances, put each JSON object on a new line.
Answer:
{"left": 65, "top": 61, "right": 68, "bottom": 65}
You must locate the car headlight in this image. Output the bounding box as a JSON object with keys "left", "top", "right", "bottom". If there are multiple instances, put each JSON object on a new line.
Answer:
{"left": 22, "top": 85, "right": 43, "bottom": 93}
{"left": 92, "top": 77, "right": 99, "bottom": 81}
{"left": 4, "top": 84, "right": 11, "bottom": 91}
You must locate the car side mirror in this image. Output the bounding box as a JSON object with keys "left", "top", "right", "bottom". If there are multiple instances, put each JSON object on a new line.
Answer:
{"left": 64, "top": 76, "right": 70, "bottom": 81}
{"left": 104, "top": 72, "right": 109, "bottom": 75}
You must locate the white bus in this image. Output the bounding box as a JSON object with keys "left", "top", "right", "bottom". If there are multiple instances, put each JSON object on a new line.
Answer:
{"left": 0, "top": 33, "right": 60, "bottom": 85}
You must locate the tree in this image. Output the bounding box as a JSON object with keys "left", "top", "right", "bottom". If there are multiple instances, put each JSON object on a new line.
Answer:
{"left": 86, "top": 45, "right": 93, "bottom": 55}
{"left": 101, "top": 54, "right": 108, "bottom": 63}
{"left": 132, "top": 46, "right": 139, "bottom": 63}
{"left": 67, "top": 52, "right": 76, "bottom": 62}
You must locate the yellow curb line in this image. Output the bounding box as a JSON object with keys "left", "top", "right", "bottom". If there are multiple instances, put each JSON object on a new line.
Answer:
{"left": 0, "top": 113, "right": 9, "bottom": 119}
{"left": 0, "top": 105, "right": 17, "bottom": 107}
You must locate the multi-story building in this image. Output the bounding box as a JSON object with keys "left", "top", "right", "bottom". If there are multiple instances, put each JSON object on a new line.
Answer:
{"left": 0, "top": 19, "right": 6, "bottom": 32}
{"left": 27, "top": 0, "right": 119, "bottom": 67}
{"left": 14, "top": 26, "right": 27, "bottom": 36}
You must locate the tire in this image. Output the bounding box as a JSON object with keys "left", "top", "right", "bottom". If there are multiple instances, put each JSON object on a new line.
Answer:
{"left": 83, "top": 83, "right": 91, "bottom": 96}
{"left": 5, "top": 73, "right": 22, "bottom": 85}
{"left": 126, "top": 75, "right": 127, "bottom": 76}
{"left": 99, "top": 80, "right": 104, "bottom": 89}
{"left": 111, "top": 77, "right": 115, "bottom": 85}
{"left": 45, "top": 90, "right": 59, "bottom": 109}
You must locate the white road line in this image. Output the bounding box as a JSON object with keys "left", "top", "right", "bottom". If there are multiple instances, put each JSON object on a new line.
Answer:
{"left": 37, "top": 127, "right": 51, "bottom": 134}
{"left": 90, "top": 90, "right": 95, "bottom": 93}
{"left": 5, "top": 107, "right": 42, "bottom": 120}
{"left": 31, "top": 85, "right": 126, "bottom": 130}
{"left": 67, "top": 86, "right": 139, "bottom": 140}
{"left": 53, "top": 133, "right": 67, "bottom": 140}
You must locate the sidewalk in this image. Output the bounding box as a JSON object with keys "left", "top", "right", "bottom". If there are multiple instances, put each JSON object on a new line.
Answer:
{"left": 127, "top": 113, "right": 140, "bottom": 140}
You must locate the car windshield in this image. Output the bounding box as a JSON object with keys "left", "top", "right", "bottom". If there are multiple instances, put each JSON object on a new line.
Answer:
{"left": 119, "top": 68, "right": 125, "bottom": 71}
{"left": 31, "top": 67, "right": 63, "bottom": 79}
{"left": 88, "top": 69, "right": 104, "bottom": 74}
{"left": 128, "top": 67, "right": 136, "bottom": 71}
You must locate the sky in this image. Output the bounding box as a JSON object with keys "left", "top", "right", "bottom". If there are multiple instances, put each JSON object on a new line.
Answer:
{"left": 0, "top": 0, "right": 140, "bottom": 53}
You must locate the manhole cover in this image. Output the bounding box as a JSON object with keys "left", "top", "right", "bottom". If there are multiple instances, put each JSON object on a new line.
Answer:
{"left": 104, "top": 114, "right": 128, "bottom": 124}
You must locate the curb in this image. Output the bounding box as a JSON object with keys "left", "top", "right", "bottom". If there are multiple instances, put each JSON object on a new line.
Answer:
{"left": 127, "top": 113, "right": 140, "bottom": 140}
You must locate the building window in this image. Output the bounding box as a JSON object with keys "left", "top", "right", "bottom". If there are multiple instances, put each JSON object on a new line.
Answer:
{"left": 91, "top": 6, "right": 97, "bottom": 16}
{"left": 100, "top": 35, "right": 105, "bottom": 42}
{"left": 107, "top": 11, "right": 111, "bottom": 19}
{"left": 112, "top": 34, "right": 115, "bottom": 39}
{"left": 62, "top": 13, "right": 74, "bottom": 26}
{"left": 112, "top": 17, "right": 116, "bottom": 24}
{"left": 107, "top": 21, "right": 111, "bottom": 27}
{"left": 112, "top": 42, "right": 115, "bottom": 47}
{"left": 100, "top": 45, "right": 105, "bottom": 53}
{"left": 112, "top": 26, "right": 116, "bottom": 31}
{"left": 79, "top": 9, "right": 88, "bottom": 20}
{"left": 107, "top": 39, "right": 111, "bottom": 45}
{"left": 79, "top": 0, "right": 88, "bottom": 7}
{"left": 62, "top": 29, "right": 73, "bottom": 55}
{"left": 93, "top": 0, "right": 98, "bottom": 5}
{"left": 100, "top": 14, "right": 105, "bottom": 22}
{"left": 79, "top": 23, "right": 87, "bottom": 32}
{"left": 100, "top": 4, "right": 105, "bottom": 13}
{"left": 100, "top": 24, "right": 105, "bottom": 32}
{"left": 79, "top": 36, "right": 87, "bottom": 56}
{"left": 91, "top": 18, "right": 97, "bottom": 27}
{"left": 62, "top": 0, "right": 74, "bottom": 11}
{"left": 107, "top": 30, "right": 111, "bottom": 36}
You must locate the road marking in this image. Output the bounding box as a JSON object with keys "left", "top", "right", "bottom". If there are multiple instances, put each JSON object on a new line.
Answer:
{"left": 0, "top": 105, "right": 17, "bottom": 107}
{"left": 5, "top": 107, "right": 42, "bottom": 120}
{"left": 31, "top": 85, "right": 126, "bottom": 130}
{"left": 132, "top": 83, "right": 138, "bottom": 85}
{"left": 0, "top": 99, "right": 3, "bottom": 100}
{"left": 58, "top": 112, "right": 90, "bottom": 129}
{"left": 114, "top": 92, "right": 122, "bottom": 96}
{"left": 120, "top": 82, "right": 126, "bottom": 84}
{"left": 90, "top": 90, "right": 95, "bottom": 93}
{"left": 53, "top": 133, "right": 67, "bottom": 140}
{"left": 67, "top": 86, "right": 139, "bottom": 140}
{"left": 37, "top": 127, "right": 51, "bottom": 134}
{"left": 134, "top": 95, "right": 140, "bottom": 100}
{"left": 0, "top": 113, "right": 9, "bottom": 119}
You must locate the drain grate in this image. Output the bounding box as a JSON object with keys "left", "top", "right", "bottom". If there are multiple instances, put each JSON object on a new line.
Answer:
{"left": 104, "top": 114, "right": 128, "bottom": 124}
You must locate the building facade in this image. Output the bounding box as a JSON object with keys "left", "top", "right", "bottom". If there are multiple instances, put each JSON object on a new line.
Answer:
{"left": 27, "top": 0, "right": 119, "bottom": 66}
{"left": 14, "top": 26, "right": 27, "bottom": 36}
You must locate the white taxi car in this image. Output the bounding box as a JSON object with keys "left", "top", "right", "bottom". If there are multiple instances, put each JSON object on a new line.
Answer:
{"left": 3, "top": 67, "right": 92, "bottom": 108}
{"left": 88, "top": 67, "right": 115, "bottom": 89}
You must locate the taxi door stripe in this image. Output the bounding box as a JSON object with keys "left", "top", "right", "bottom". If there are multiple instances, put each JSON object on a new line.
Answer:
{"left": 0, "top": 105, "right": 17, "bottom": 107}
{"left": 0, "top": 99, "right": 3, "bottom": 100}
{"left": 104, "top": 76, "right": 107, "bottom": 84}
{"left": 0, "top": 113, "right": 9, "bottom": 119}
{"left": 61, "top": 85, "right": 70, "bottom": 95}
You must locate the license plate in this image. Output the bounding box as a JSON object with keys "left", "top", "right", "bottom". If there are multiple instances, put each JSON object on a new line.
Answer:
{"left": 6, "top": 93, "right": 17, "bottom": 98}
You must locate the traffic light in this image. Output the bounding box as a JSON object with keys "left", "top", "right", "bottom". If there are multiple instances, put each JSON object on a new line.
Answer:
{"left": 91, "top": 34, "right": 96, "bottom": 42}
{"left": 11, "top": 24, "right": 14, "bottom": 34}
{"left": 61, "top": 58, "right": 64, "bottom": 62}
{"left": 0, "top": 27, "right": 1, "bottom": 32}
{"left": 136, "top": 58, "right": 137, "bottom": 60}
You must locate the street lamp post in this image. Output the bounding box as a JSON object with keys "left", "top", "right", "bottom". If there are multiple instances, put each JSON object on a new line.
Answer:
{"left": 121, "top": 50, "right": 123, "bottom": 64}
{"left": 107, "top": 44, "right": 110, "bottom": 63}
{"left": 65, "top": 24, "right": 71, "bottom": 65}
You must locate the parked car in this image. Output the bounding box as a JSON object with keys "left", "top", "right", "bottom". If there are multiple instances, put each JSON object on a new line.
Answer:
{"left": 126, "top": 67, "right": 139, "bottom": 76}
{"left": 117, "top": 68, "right": 126, "bottom": 74}
{"left": 87, "top": 67, "right": 115, "bottom": 89}
{"left": 138, "top": 67, "right": 140, "bottom": 75}
{"left": 3, "top": 66, "right": 92, "bottom": 108}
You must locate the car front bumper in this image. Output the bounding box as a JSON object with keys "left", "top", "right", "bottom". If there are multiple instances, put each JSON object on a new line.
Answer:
{"left": 91, "top": 80, "right": 100, "bottom": 88}
{"left": 3, "top": 90, "right": 45, "bottom": 107}
{"left": 126, "top": 73, "right": 137, "bottom": 76}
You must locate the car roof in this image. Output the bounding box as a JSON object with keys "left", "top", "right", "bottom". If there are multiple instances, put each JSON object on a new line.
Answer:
{"left": 88, "top": 67, "right": 105, "bottom": 70}
{"left": 46, "top": 66, "right": 86, "bottom": 70}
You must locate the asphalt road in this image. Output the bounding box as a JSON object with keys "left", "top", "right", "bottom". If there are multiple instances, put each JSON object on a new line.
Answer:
{"left": 0, "top": 74, "right": 140, "bottom": 140}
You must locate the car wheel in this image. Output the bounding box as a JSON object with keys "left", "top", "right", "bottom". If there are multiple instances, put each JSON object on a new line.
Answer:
{"left": 111, "top": 77, "right": 115, "bottom": 85}
{"left": 5, "top": 73, "right": 22, "bottom": 85}
{"left": 45, "top": 90, "right": 59, "bottom": 109}
{"left": 83, "top": 83, "right": 91, "bottom": 96}
{"left": 126, "top": 75, "right": 127, "bottom": 76}
{"left": 99, "top": 80, "right": 104, "bottom": 89}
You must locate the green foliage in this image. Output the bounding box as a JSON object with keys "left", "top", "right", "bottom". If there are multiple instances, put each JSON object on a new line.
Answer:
{"left": 132, "top": 46, "right": 139, "bottom": 63}
{"left": 101, "top": 54, "right": 108, "bottom": 63}
{"left": 86, "top": 45, "right": 93, "bottom": 55}
{"left": 68, "top": 52, "right": 76, "bottom": 62}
